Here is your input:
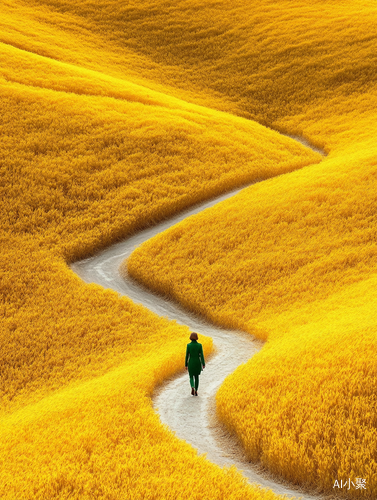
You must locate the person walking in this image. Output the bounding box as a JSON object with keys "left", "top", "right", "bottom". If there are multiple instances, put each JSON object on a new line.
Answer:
{"left": 185, "top": 332, "right": 205, "bottom": 396}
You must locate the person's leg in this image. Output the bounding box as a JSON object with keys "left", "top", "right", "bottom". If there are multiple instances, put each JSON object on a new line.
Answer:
{"left": 189, "top": 374, "right": 195, "bottom": 388}
{"left": 195, "top": 375, "right": 199, "bottom": 391}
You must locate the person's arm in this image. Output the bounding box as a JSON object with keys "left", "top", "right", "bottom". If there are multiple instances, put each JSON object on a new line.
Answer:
{"left": 200, "top": 344, "right": 205, "bottom": 368}
{"left": 185, "top": 345, "right": 189, "bottom": 370}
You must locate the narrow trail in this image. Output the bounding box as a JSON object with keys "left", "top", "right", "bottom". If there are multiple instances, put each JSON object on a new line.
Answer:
{"left": 70, "top": 135, "right": 326, "bottom": 500}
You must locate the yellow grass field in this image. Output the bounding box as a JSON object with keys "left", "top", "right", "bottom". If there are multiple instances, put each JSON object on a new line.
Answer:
{"left": 129, "top": 148, "right": 377, "bottom": 496}
{"left": 1, "top": 0, "right": 376, "bottom": 498}
{"left": 125, "top": 0, "right": 377, "bottom": 497}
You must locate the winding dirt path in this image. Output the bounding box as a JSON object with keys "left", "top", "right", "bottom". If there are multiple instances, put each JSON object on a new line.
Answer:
{"left": 70, "top": 135, "right": 326, "bottom": 500}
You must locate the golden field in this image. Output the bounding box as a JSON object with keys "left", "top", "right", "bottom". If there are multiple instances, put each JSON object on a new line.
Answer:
{"left": 125, "top": 0, "right": 377, "bottom": 497}
{"left": 129, "top": 147, "right": 377, "bottom": 496}
{"left": 1, "top": 1, "right": 320, "bottom": 499}
{"left": 1, "top": 0, "right": 376, "bottom": 498}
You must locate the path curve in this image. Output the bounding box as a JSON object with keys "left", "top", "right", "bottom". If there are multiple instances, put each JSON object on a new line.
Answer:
{"left": 70, "top": 135, "right": 325, "bottom": 500}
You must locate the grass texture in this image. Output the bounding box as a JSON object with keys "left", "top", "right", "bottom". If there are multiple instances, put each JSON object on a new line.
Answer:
{"left": 124, "top": 0, "right": 377, "bottom": 497}
{"left": 1, "top": 0, "right": 376, "bottom": 498}
{"left": 0, "top": 0, "right": 323, "bottom": 499}
{"left": 129, "top": 148, "right": 377, "bottom": 496}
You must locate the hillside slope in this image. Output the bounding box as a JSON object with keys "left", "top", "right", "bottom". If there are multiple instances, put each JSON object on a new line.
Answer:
{"left": 0, "top": 1, "right": 323, "bottom": 499}
{"left": 1, "top": 0, "right": 376, "bottom": 497}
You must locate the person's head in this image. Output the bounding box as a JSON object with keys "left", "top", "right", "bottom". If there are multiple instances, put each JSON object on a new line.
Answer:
{"left": 189, "top": 332, "right": 198, "bottom": 341}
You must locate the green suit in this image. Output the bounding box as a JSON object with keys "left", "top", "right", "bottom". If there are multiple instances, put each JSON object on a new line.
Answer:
{"left": 185, "top": 341, "right": 205, "bottom": 392}
{"left": 185, "top": 340, "right": 205, "bottom": 375}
